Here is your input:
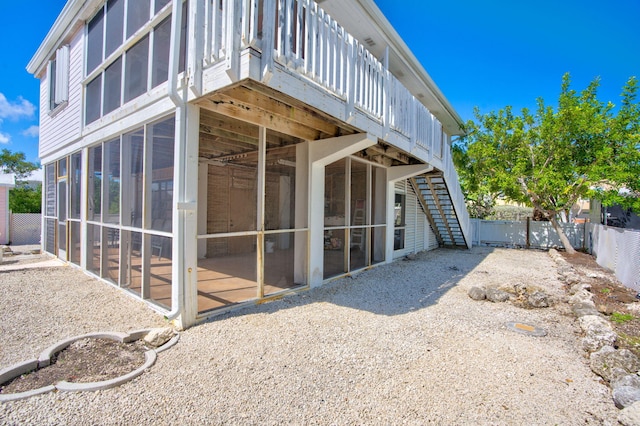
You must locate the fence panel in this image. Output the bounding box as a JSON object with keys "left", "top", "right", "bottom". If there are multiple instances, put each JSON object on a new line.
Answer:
{"left": 589, "top": 224, "right": 640, "bottom": 291}
{"left": 10, "top": 213, "right": 41, "bottom": 245}
{"left": 471, "top": 219, "right": 586, "bottom": 250}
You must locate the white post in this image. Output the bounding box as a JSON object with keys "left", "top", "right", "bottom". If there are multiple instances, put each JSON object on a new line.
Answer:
{"left": 173, "top": 103, "right": 200, "bottom": 329}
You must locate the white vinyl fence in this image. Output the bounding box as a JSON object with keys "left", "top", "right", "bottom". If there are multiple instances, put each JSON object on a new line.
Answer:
{"left": 471, "top": 219, "right": 586, "bottom": 250}
{"left": 9, "top": 213, "right": 41, "bottom": 245}
{"left": 588, "top": 224, "right": 640, "bottom": 291}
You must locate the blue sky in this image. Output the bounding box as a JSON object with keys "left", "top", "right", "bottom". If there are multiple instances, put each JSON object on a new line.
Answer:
{"left": 0, "top": 0, "right": 638, "bottom": 165}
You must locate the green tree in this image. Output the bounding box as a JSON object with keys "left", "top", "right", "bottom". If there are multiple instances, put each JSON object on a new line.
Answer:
{"left": 9, "top": 184, "right": 42, "bottom": 213}
{"left": 452, "top": 139, "right": 497, "bottom": 219}
{"left": 0, "top": 149, "right": 39, "bottom": 179}
{"left": 456, "top": 74, "right": 640, "bottom": 254}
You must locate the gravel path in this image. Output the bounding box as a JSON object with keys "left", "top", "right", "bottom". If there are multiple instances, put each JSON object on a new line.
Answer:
{"left": 0, "top": 247, "right": 620, "bottom": 424}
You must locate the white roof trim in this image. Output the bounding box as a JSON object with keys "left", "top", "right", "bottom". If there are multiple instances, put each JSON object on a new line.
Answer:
{"left": 27, "top": 0, "right": 100, "bottom": 77}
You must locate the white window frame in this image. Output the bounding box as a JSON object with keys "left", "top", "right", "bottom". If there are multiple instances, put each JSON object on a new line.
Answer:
{"left": 48, "top": 45, "right": 70, "bottom": 114}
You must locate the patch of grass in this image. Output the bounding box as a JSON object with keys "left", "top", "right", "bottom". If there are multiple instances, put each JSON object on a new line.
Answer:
{"left": 611, "top": 312, "right": 635, "bottom": 324}
{"left": 600, "top": 287, "right": 611, "bottom": 294}
{"left": 618, "top": 332, "right": 640, "bottom": 348}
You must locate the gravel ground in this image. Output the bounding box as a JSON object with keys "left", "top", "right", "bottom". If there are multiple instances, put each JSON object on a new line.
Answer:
{"left": 0, "top": 247, "right": 620, "bottom": 425}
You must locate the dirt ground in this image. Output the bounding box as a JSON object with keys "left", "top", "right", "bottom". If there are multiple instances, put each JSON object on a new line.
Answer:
{"left": 1, "top": 338, "right": 147, "bottom": 394}
{"left": 560, "top": 251, "right": 640, "bottom": 356}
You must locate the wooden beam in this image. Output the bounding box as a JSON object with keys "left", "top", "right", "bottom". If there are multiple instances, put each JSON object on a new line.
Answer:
{"left": 199, "top": 124, "right": 258, "bottom": 147}
{"left": 223, "top": 85, "right": 340, "bottom": 136}
{"left": 365, "top": 144, "right": 411, "bottom": 165}
{"left": 197, "top": 96, "right": 322, "bottom": 141}
{"left": 241, "top": 80, "right": 356, "bottom": 133}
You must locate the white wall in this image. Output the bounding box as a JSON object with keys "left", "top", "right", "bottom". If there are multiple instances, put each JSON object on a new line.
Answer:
{"left": 393, "top": 179, "right": 436, "bottom": 258}
{"left": 39, "top": 27, "right": 84, "bottom": 159}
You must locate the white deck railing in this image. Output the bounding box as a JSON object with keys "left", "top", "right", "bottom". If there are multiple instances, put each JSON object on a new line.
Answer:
{"left": 195, "top": 0, "right": 470, "bottom": 246}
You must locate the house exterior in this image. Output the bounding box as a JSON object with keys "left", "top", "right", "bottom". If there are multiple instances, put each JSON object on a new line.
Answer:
{"left": 28, "top": 0, "right": 471, "bottom": 328}
{"left": 0, "top": 173, "right": 16, "bottom": 245}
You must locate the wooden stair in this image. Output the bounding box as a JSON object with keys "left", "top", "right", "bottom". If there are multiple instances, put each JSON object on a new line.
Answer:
{"left": 410, "top": 173, "right": 468, "bottom": 248}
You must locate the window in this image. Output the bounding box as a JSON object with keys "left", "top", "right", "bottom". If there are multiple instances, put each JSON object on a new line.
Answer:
{"left": 103, "top": 57, "right": 122, "bottom": 114}
{"left": 122, "top": 128, "right": 144, "bottom": 227}
{"left": 127, "top": 0, "right": 150, "bottom": 38}
{"left": 70, "top": 152, "right": 82, "bottom": 219}
{"left": 324, "top": 159, "right": 386, "bottom": 279}
{"left": 394, "top": 193, "right": 406, "bottom": 250}
{"left": 83, "top": 115, "right": 175, "bottom": 309}
{"left": 151, "top": 17, "right": 171, "bottom": 87}
{"left": 124, "top": 36, "right": 149, "bottom": 103}
{"left": 155, "top": 0, "right": 171, "bottom": 14}
{"left": 48, "top": 45, "right": 69, "bottom": 111}
{"left": 88, "top": 145, "right": 103, "bottom": 221}
{"left": 149, "top": 117, "right": 175, "bottom": 232}
{"left": 86, "top": 75, "right": 102, "bottom": 124}
{"left": 87, "top": 8, "right": 104, "bottom": 74}
{"left": 105, "top": 0, "right": 125, "bottom": 57}
{"left": 84, "top": 0, "right": 188, "bottom": 124}
{"left": 104, "top": 138, "right": 121, "bottom": 224}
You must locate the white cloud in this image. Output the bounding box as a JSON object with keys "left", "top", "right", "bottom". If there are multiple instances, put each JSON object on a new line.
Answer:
{"left": 21, "top": 125, "right": 39, "bottom": 137}
{"left": 0, "top": 93, "right": 36, "bottom": 120}
{"left": 0, "top": 132, "right": 10, "bottom": 144}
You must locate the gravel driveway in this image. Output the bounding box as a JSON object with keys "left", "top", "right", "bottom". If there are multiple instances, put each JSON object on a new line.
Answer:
{"left": 0, "top": 247, "right": 619, "bottom": 424}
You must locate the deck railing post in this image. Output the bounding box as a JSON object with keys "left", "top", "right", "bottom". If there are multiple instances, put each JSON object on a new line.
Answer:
{"left": 224, "top": 0, "right": 242, "bottom": 81}
{"left": 410, "top": 96, "right": 417, "bottom": 151}
{"left": 188, "top": 0, "right": 204, "bottom": 97}
{"left": 261, "top": 0, "right": 275, "bottom": 82}
{"left": 345, "top": 36, "right": 355, "bottom": 122}
{"left": 383, "top": 70, "right": 390, "bottom": 138}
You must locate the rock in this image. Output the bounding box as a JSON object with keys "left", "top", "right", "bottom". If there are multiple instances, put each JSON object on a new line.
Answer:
{"left": 405, "top": 253, "right": 417, "bottom": 261}
{"left": 569, "top": 283, "right": 591, "bottom": 295}
{"left": 486, "top": 288, "right": 512, "bottom": 303}
{"left": 579, "top": 315, "right": 617, "bottom": 353}
{"left": 568, "top": 289, "right": 594, "bottom": 306}
{"left": 590, "top": 346, "right": 640, "bottom": 382}
{"left": 513, "top": 283, "right": 528, "bottom": 296}
{"left": 626, "top": 303, "right": 640, "bottom": 315}
{"left": 561, "top": 272, "right": 581, "bottom": 286}
{"left": 571, "top": 302, "right": 601, "bottom": 317}
{"left": 528, "top": 291, "right": 550, "bottom": 308}
{"left": 610, "top": 368, "right": 635, "bottom": 386}
{"left": 598, "top": 304, "right": 614, "bottom": 315}
{"left": 556, "top": 265, "right": 572, "bottom": 276}
{"left": 143, "top": 327, "right": 175, "bottom": 348}
{"left": 614, "top": 386, "right": 640, "bottom": 409}
{"left": 612, "top": 374, "right": 640, "bottom": 390}
{"left": 619, "top": 401, "right": 640, "bottom": 426}
{"left": 468, "top": 287, "right": 486, "bottom": 301}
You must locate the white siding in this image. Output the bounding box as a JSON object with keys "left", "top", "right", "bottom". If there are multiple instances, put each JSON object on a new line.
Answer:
{"left": 39, "top": 27, "right": 84, "bottom": 159}
{"left": 393, "top": 180, "right": 438, "bottom": 256}
{"left": 426, "top": 222, "right": 438, "bottom": 250}
{"left": 393, "top": 179, "right": 423, "bottom": 258}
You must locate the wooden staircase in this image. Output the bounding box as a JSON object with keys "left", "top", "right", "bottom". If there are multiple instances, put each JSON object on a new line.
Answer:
{"left": 410, "top": 173, "right": 468, "bottom": 248}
